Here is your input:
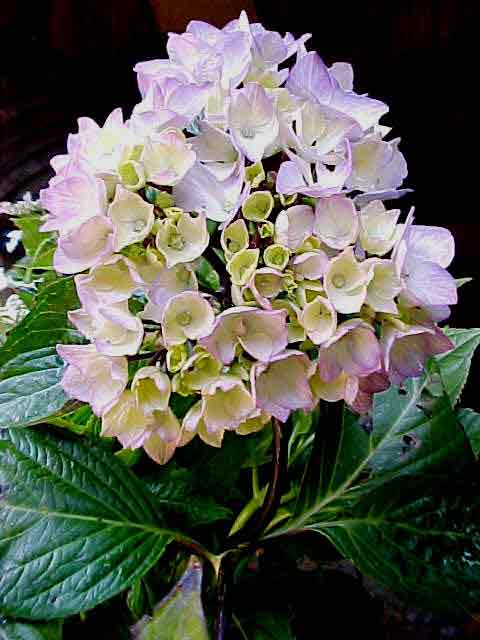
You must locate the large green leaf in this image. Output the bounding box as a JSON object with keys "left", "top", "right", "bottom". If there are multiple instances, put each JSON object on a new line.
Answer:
{"left": 0, "top": 278, "right": 83, "bottom": 428}
{"left": 132, "top": 556, "right": 209, "bottom": 640}
{"left": 271, "top": 378, "right": 477, "bottom": 613}
{"left": 0, "top": 428, "right": 171, "bottom": 619}
{"left": 294, "top": 377, "right": 471, "bottom": 520}
{"left": 433, "top": 328, "right": 480, "bottom": 406}
{"left": 0, "top": 621, "right": 62, "bottom": 640}
{"left": 313, "top": 475, "right": 480, "bottom": 615}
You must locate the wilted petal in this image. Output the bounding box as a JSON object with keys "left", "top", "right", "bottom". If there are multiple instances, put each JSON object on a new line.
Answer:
{"left": 54, "top": 215, "right": 114, "bottom": 274}
{"left": 108, "top": 185, "right": 154, "bottom": 251}
{"left": 314, "top": 195, "right": 358, "bottom": 249}
{"left": 349, "top": 370, "right": 390, "bottom": 413}
{"left": 57, "top": 343, "right": 127, "bottom": 415}
{"left": 162, "top": 291, "right": 215, "bottom": 346}
{"left": 252, "top": 350, "right": 315, "bottom": 422}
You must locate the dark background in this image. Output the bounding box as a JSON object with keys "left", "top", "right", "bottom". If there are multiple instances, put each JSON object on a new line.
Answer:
{"left": 0, "top": 3, "right": 479, "bottom": 637}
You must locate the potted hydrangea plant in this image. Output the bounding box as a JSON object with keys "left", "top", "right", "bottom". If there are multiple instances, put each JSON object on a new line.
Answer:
{"left": 0, "top": 11, "right": 479, "bottom": 639}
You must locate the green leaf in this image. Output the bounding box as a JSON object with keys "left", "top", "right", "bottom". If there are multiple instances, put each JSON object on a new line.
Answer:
{"left": 15, "top": 216, "right": 55, "bottom": 260}
{"left": 14, "top": 216, "right": 56, "bottom": 279}
{"left": 433, "top": 328, "right": 480, "bottom": 406}
{"left": 44, "top": 404, "right": 101, "bottom": 436}
{"left": 0, "top": 278, "right": 83, "bottom": 428}
{"left": 0, "top": 621, "right": 62, "bottom": 640}
{"left": 0, "top": 428, "right": 171, "bottom": 619}
{"left": 145, "top": 462, "right": 232, "bottom": 528}
{"left": 313, "top": 474, "right": 480, "bottom": 615}
{"left": 272, "top": 380, "right": 477, "bottom": 614}
{"left": 195, "top": 256, "right": 221, "bottom": 292}
{"left": 457, "top": 408, "right": 480, "bottom": 458}
{"left": 132, "top": 556, "right": 209, "bottom": 640}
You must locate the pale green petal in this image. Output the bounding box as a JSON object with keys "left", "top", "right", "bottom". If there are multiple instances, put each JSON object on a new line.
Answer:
{"left": 108, "top": 185, "right": 154, "bottom": 251}
{"left": 221, "top": 219, "right": 249, "bottom": 260}
{"left": 162, "top": 292, "right": 215, "bottom": 346}
{"left": 132, "top": 365, "right": 171, "bottom": 413}
{"left": 242, "top": 190, "right": 274, "bottom": 222}
{"left": 263, "top": 244, "right": 290, "bottom": 270}
{"left": 227, "top": 248, "right": 260, "bottom": 285}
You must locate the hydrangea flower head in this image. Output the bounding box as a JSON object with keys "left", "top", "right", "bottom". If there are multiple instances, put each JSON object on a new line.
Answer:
{"left": 46, "top": 12, "right": 456, "bottom": 463}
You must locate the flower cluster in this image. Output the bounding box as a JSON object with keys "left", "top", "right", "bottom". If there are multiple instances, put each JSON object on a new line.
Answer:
{"left": 41, "top": 13, "right": 457, "bottom": 463}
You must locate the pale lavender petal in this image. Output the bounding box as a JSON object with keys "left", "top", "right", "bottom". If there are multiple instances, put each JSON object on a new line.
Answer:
{"left": 252, "top": 351, "right": 315, "bottom": 422}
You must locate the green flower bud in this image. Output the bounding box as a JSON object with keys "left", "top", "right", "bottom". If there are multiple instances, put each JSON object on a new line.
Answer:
{"left": 227, "top": 248, "right": 260, "bottom": 285}
{"left": 166, "top": 343, "right": 189, "bottom": 373}
{"left": 297, "top": 235, "right": 323, "bottom": 253}
{"left": 118, "top": 160, "right": 146, "bottom": 191}
{"left": 263, "top": 243, "right": 290, "bottom": 270}
{"left": 163, "top": 207, "right": 184, "bottom": 222}
{"left": 279, "top": 193, "right": 298, "bottom": 207}
{"left": 144, "top": 185, "right": 175, "bottom": 209}
{"left": 245, "top": 162, "right": 266, "bottom": 188}
{"left": 259, "top": 220, "right": 275, "bottom": 239}
{"left": 221, "top": 219, "right": 249, "bottom": 260}
{"left": 242, "top": 191, "right": 274, "bottom": 222}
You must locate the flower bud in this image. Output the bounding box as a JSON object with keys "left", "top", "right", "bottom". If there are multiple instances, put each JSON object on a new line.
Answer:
{"left": 227, "top": 248, "right": 260, "bottom": 286}
{"left": 263, "top": 243, "right": 290, "bottom": 270}
{"left": 242, "top": 191, "right": 274, "bottom": 222}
